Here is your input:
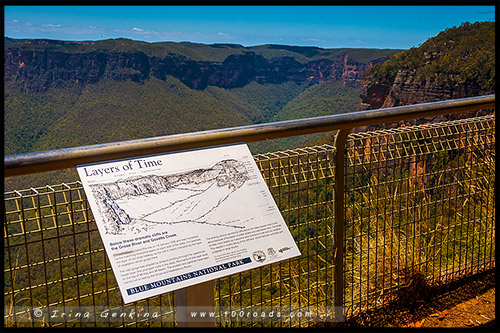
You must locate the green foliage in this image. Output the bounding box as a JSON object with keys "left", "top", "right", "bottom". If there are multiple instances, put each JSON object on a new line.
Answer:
{"left": 4, "top": 26, "right": 495, "bottom": 326}
{"left": 4, "top": 81, "right": 83, "bottom": 154}
{"left": 4, "top": 37, "right": 27, "bottom": 50}
{"left": 272, "top": 81, "right": 361, "bottom": 121}
{"left": 249, "top": 81, "right": 361, "bottom": 153}
{"left": 217, "top": 81, "right": 307, "bottom": 123}
{"left": 5, "top": 126, "right": 495, "bottom": 327}
{"left": 249, "top": 45, "right": 401, "bottom": 63}
{"left": 341, "top": 122, "right": 496, "bottom": 313}
{"left": 4, "top": 76, "right": 258, "bottom": 190}
{"left": 4, "top": 76, "right": 359, "bottom": 189}
{"left": 6, "top": 77, "right": 253, "bottom": 154}
{"left": 364, "top": 21, "right": 495, "bottom": 88}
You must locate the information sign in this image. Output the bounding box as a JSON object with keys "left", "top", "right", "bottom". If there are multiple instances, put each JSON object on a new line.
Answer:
{"left": 77, "top": 143, "right": 301, "bottom": 303}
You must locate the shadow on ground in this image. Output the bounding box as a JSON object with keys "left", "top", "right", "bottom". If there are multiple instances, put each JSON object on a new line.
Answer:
{"left": 315, "top": 268, "right": 496, "bottom": 328}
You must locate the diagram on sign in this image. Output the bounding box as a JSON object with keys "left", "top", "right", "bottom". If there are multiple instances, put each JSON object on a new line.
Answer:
{"left": 89, "top": 159, "right": 261, "bottom": 235}
{"left": 77, "top": 143, "right": 301, "bottom": 303}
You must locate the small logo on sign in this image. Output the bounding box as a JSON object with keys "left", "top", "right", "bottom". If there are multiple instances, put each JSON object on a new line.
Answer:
{"left": 267, "top": 247, "right": 277, "bottom": 257}
{"left": 279, "top": 246, "right": 291, "bottom": 253}
{"left": 253, "top": 250, "right": 266, "bottom": 262}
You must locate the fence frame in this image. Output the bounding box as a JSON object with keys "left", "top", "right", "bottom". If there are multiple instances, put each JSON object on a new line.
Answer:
{"left": 4, "top": 94, "right": 495, "bottom": 326}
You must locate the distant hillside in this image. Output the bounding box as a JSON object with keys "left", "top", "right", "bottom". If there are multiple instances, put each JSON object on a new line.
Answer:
{"left": 4, "top": 36, "right": 398, "bottom": 63}
{"left": 5, "top": 37, "right": 397, "bottom": 91}
{"left": 4, "top": 38, "right": 401, "bottom": 190}
{"left": 360, "top": 21, "right": 495, "bottom": 110}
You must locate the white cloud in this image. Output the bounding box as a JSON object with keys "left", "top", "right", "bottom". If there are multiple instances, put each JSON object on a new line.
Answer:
{"left": 303, "top": 37, "right": 325, "bottom": 43}
{"left": 129, "top": 27, "right": 164, "bottom": 36}
{"left": 5, "top": 20, "right": 110, "bottom": 38}
{"left": 12, "top": 19, "right": 19, "bottom": 23}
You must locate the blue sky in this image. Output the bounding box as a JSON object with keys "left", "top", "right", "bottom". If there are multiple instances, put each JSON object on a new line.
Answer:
{"left": 4, "top": 5, "right": 496, "bottom": 49}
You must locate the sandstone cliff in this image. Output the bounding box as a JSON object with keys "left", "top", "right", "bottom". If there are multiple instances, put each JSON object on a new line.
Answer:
{"left": 4, "top": 38, "right": 392, "bottom": 92}
{"left": 359, "top": 22, "right": 494, "bottom": 113}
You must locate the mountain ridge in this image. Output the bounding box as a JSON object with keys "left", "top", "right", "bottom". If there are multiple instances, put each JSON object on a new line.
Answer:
{"left": 5, "top": 37, "right": 397, "bottom": 92}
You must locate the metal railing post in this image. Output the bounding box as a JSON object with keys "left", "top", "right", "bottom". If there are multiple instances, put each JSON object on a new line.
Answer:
{"left": 333, "top": 128, "right": 351, "bottom": 322}
{"left": 175, "top": 280, "right": 215, "bottom": 327}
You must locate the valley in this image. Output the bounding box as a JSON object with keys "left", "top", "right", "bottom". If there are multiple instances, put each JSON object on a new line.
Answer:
{"left": 4, "top": 21, "right": 495, "bottom": 190}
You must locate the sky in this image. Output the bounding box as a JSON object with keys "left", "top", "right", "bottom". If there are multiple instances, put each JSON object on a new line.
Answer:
{"left": 3, "top": 5, "right": 496, "bottom": 49}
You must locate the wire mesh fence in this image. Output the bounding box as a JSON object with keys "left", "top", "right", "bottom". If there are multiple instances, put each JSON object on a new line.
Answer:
{"left": 3, "top": 182, "right": 176, "bottom": 328}
{"left": 4, "top": 144, "right": 336, "bottom": 328}
{"left": 4, "top": 114, "right": 495, "bottom": 327}
{"left": 215, "top": 145, "right": 336, "bottom": 327}
{"left": 343, "top": 114, "right": 495, "bottom": 317}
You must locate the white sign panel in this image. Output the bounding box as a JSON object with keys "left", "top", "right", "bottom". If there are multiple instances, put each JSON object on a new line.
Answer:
{"left": 77, "top": 143, "right": 301, "bottom": 304}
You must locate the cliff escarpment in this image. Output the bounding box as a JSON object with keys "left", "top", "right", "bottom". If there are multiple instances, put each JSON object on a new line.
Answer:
{"left": 360, "top": 21, "right": 495, "bottom": 111}
{"left": 4, "top": 38, "right": 393, "bottom": 92}
{"left": 5, "top": 38, "right": 399, "bottom": 190}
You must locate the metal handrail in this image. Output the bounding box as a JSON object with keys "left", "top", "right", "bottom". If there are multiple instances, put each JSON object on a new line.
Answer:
{"left": 4, "top": 94, "right": 495, "bottom": 178}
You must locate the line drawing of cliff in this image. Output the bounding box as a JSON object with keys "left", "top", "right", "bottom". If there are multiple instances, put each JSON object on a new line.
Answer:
{"left": 89, "top": 159, "right": 252, "bottom": 235}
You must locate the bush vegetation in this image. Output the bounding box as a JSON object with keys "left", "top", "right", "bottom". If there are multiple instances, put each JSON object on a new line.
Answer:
{"left": 365, "top": 21, "right": 495, "bottom": 88}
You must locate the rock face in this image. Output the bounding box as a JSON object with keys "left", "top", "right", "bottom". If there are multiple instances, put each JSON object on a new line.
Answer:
{"left": 357, "top": 72, "right": 494, "bottom": 135}
{"left": 354, "top": 22, "right": 495, "bottom": 195}
{"left": 4, "top": 38, "right": 391, "bottom": 92}
{"left": 4, "top": 47, "right": 150, "bottom": 91}
{"left": 359, "top": 22, "right": 495, "bottom": 111}
{"left": 360, "top": 69, "right": 494, "bottom": 111}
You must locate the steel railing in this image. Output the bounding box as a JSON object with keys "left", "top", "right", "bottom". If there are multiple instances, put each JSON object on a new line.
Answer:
{"left": 4, "top": 95, "right": 494, "bottom": 177}
{"left": 4, "top": 95, "right": 495, "bottom": 327}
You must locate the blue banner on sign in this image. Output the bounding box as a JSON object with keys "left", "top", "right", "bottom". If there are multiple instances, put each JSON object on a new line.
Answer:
{"left": 127, "top": 257, "right": 252, "bottom": 295}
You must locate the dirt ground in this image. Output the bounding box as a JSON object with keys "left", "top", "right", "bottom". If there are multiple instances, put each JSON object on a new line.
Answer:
{"left": 415, "top": 286, "right": 495, "bottom": 328}
{"left": 326, "top": 269, "right": 496, "bottom": 328}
